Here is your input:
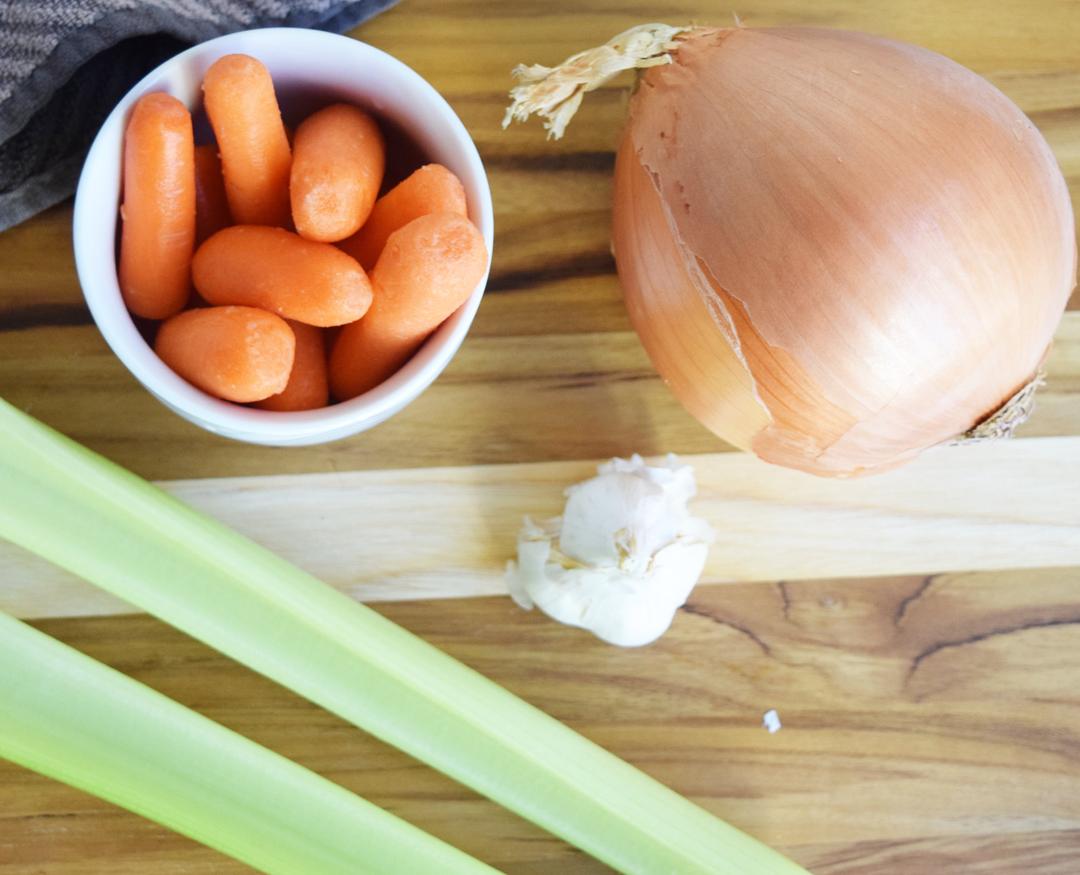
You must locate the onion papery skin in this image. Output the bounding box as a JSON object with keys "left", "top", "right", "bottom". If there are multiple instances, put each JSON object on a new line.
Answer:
{"left": 613, "top": 26, "right": 1076, "bottom": 477}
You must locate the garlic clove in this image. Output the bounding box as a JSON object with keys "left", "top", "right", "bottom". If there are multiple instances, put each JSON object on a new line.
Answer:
{"left": 506, "top": 455, "right": 713, "bottom": 647}
{"left": 559, "top": 454, "right": 697, "bottom": 571}
{"left": 560, "top": 472, "right": 672, "bottom": 571}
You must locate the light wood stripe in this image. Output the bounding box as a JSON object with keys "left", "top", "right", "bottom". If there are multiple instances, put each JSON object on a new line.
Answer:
{"left": 4, "top": 436, "right": 1077, "bottom": 621}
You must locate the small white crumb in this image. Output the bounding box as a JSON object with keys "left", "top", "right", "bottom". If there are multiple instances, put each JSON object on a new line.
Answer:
{"left": 762, "top": 709, "right": 782, "bottom": 734}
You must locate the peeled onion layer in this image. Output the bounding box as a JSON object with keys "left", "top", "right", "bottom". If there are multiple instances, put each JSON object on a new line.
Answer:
{"left": 610, "top": 27, "right": 1076, "bottom": 476}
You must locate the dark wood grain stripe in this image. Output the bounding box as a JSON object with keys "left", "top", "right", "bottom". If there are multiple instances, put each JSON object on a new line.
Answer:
{"left": 481, "top": 150, "right": 615, "bottom": 173}
{"left": 1027, "top": 104, "right": 1080, "bottom": 126}
{"left": 550, "top": 370, "right": 653, "bottom": 390}
{"left": 907, "top": 614, "right": 1080, "bottom": 684}
{"left": 486, "top": 250, "right": 616, "bottom": 293}
{"left": 681, "top": 601, "right": 774, "bottom": 655}
{"left": 0, "top": 303, "right": 91, "bottom": 332}
{"left": 892, "top": 574, "right": 938, "bottom": 626}
{"left": 802, "top": 829, "right": 1080, "bottom": 874}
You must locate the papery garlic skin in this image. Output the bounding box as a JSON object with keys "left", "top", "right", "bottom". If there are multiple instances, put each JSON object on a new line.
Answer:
{"left": 506, "top": 455, "right": 713, "bottom": 647}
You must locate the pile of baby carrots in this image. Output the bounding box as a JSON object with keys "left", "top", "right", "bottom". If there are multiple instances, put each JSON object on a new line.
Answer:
{"left": 118, "top": 54, "right": 487, "bottom": 410}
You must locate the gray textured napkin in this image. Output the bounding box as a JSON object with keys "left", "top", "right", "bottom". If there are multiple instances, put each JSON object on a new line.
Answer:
{"left": 0, "top": 0, "right": 397, "bottom": 232}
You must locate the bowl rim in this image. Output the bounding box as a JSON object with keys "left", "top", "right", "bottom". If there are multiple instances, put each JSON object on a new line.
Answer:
{"left": 73, "top": 27, "right": 493, "bottom": 445}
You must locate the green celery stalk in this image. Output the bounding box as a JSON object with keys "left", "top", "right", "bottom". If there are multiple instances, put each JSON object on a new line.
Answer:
{"left": 0, "top": 609, "right": 495, "bottom": 874}
{"left": 0, "top": 398, "right": 806, "bottom": 875}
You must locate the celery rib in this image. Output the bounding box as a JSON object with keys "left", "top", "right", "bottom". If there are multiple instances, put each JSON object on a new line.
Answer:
{"left": 0, "top": 610, "right": 495, "bottom": 874}
{"left": 0, "top": 398, "right": 806, "bottom": 875}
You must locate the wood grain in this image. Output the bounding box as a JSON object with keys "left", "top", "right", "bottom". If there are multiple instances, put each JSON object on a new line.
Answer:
{"left": 0, "top": 2, "right": 1077, "bottom": 481}
{"left": 1, "top": 1, "right": 1078, "bottom": 872}
{"left": 3, "top": 568, "right": 1080, "bottom": 873}
{"left": 1, "top": 305, "right": 1077, "bottom": 481}
{"left": 3, "top": 436, "right": 1079, "bottom": 622}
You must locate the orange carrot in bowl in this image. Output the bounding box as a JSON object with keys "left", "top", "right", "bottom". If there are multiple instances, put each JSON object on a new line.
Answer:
{"left": 193, "top": 226, "right": 372, "bottom": 327}
{"left": 155, "top": 306, "right": 295, "bottom": 403}
{"left": 118, "top": 92, "right": 195, "bottom": 320}
{"left": 329, "top": 212, "right": 487, "bottom": 401}
{"left": 255, "top": 321, "right": 329, "bottom": 411}
{"left": 337, "top": 164, "right": 467, "bottom": 269}
{"left": 194, "top": 145, "right": 231, "bottom": 244}
{"left": 202, "top": 54, "right": 291, "bottom": 227}
{"left": 291, "top": 104, "right": 385, "bottom": 243}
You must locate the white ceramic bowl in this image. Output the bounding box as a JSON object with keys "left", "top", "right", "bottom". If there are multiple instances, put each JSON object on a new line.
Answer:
{"left": 73, "top": 28, "right": 493, "bottom": 446}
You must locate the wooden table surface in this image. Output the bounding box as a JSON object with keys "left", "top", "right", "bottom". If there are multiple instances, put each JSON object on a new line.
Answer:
{"left": 3, "top": 1, "right": 1080, "bottom": 872}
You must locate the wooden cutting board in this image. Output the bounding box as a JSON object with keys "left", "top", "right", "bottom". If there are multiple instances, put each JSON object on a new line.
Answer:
{"left": 2, "top": 1, "right": 1079, "bottom": 872}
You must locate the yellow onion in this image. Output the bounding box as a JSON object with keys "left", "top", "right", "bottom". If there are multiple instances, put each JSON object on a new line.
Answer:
{"left": 506, "top": 25, "right": 1076, "bottom": 476}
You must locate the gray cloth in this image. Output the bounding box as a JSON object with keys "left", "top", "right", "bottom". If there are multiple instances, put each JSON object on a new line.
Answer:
{"left": 0, "top": 0, "right": 397, "bottom": 231}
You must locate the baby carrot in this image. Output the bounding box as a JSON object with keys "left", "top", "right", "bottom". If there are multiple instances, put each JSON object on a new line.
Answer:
{"left": 155, "top": 306, "right": 295, "bottom": 403}
{"left": 291, "top": 104, "right": 385, "bottom": 243}
{"left": 202, "top": 54, "right": 291, "bottom": 227}
{"left": 193, "top": 226, "right": 372, "bottom": 327}
{"left": 337, "top": 164, "right": 467, "bottom": 270}
{"left": 194, "top": 145, "right": 231, "bottom": 244}
{"left": 118, "top": 92, "right": 195, "bottom": 320}
{"left": 255, "top": 321, "right": 328, "bottom": 411}
{"left": 357, "top": 212, "right": 487, "bottom": 336}
{"left": 329, "top": 212, "right": 487, "bottom": 401}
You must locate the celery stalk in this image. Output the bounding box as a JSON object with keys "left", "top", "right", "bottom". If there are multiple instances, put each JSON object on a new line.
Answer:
{"left": 0, "top": 398, "right": 806, "bottom": 875}
{"left": 0, "top": 610, "right": 494, "bottom": 874}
